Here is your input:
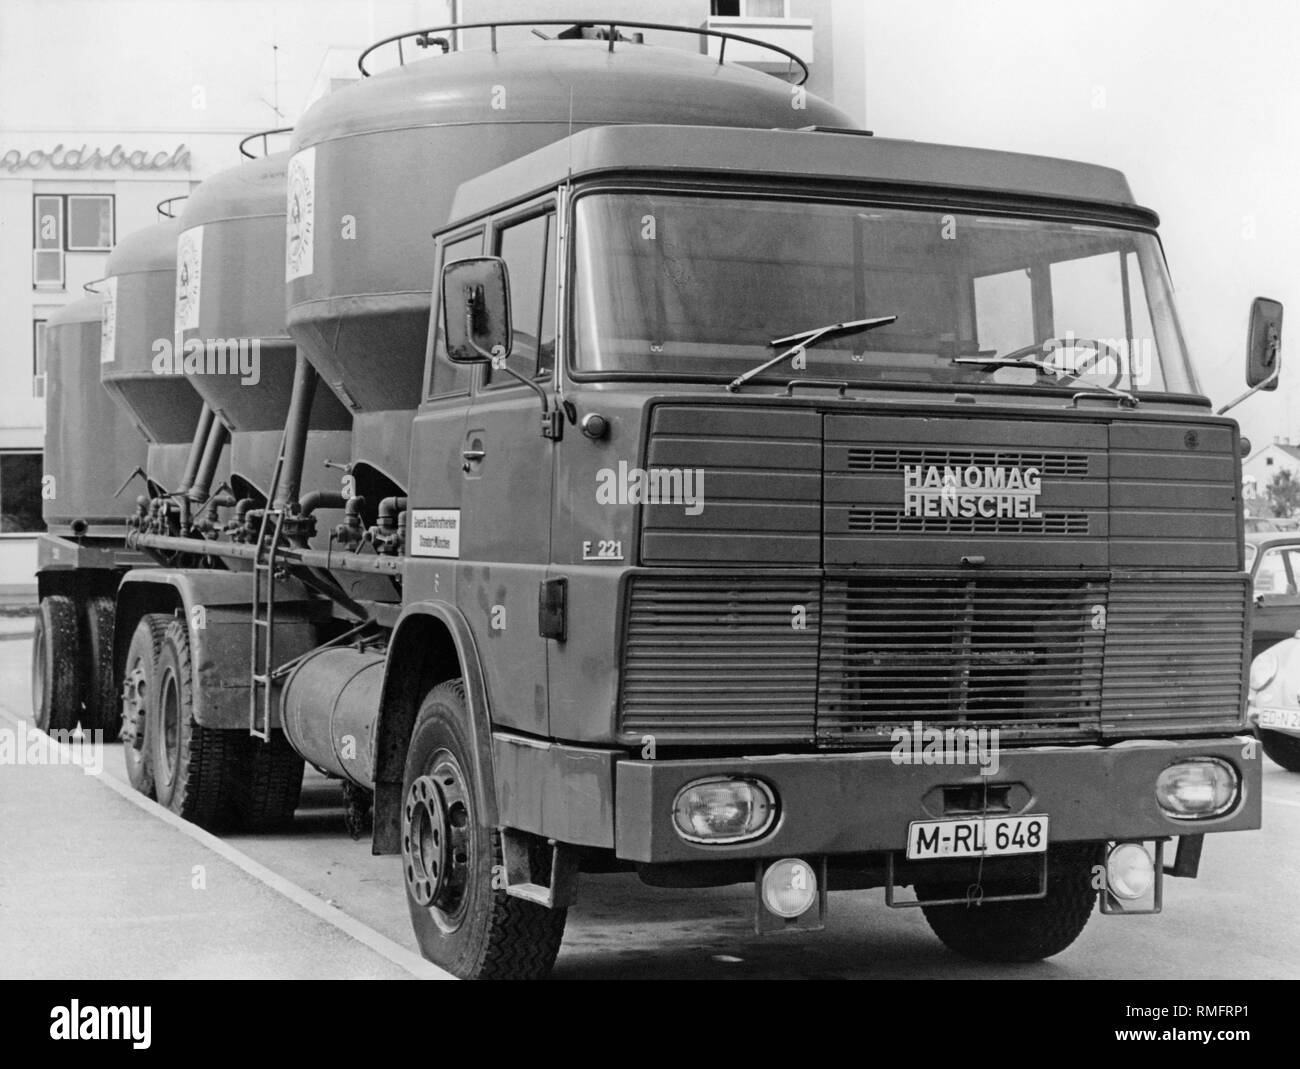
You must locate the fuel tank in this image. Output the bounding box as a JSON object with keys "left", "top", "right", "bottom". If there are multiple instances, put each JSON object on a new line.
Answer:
{"left": 279, "top": 645, "right": 383, "bottom": 787}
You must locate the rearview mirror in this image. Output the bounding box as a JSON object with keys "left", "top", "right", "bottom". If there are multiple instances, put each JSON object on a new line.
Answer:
{"left": 1246, "top": 296, "right": 1283, "bottom": 389}
{"left": 442, "top": 256, "right": 512, "bottom": 364}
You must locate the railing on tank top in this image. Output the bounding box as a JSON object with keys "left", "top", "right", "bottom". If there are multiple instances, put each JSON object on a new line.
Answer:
{"left": 357, "top": 18, "right": 809, "bottom": 85}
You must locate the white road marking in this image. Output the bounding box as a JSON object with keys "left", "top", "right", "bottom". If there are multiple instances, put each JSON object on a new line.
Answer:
{"left": 0, "top": 706, "right": 455, "bottom": 981}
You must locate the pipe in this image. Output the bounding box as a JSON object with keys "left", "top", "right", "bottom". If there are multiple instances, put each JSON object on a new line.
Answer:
{"left": 130, "top": 530, "right": 403, "bottom": 575}
{"left": 300, "top": 491, "right": 346, "bottom": 516}
{"left": 176, "top": 405, "right": 215, "bottom": 497}
{"left": 187, "top": 418, "right": 230, "bottom": 505}
{"left": 377, "top": 496, "right": 408, "bottom": 531}
{"left": 276, "top": 353, "right": 318, "bottom": 511}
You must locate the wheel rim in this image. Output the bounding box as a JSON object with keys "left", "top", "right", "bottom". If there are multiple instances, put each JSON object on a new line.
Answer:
{"left": 158, "top": 668, "right": 180, "bottom": 784}
{"left": 402, "top": 749, "right": 472, "bottom": 934}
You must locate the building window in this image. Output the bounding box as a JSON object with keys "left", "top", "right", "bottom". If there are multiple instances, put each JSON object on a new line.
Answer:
{"left": 66, "top": 195, "right": 115, "bottom": 251}
{"left": 33, "top": 195, "right": 64, "bottom": 289}
{"left": 1267, "top": 457, "right": 1275, "bottom": 466}
{"left": 0, "top": 452, "right": 44, "bottom": 534}
{"left": 33, "top": 320, "right": 47, "bottom": 398}
{"left": 711, "top": 0, "right": 788, "bottom": 15}
{"left": 32, "top": 194, "right": 115, "bottom": 287}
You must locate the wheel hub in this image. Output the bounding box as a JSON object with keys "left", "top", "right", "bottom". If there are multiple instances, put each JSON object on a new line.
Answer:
{"left": 402, "top": 753, "right": 472, "bottom": 928}
{"left": 122, "top": 664, "right": 148, "bottom": 749}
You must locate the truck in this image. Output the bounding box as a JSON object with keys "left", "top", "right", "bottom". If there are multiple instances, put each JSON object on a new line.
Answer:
{"left": 36, "top": 19, "right": 1282, "bottom": 979}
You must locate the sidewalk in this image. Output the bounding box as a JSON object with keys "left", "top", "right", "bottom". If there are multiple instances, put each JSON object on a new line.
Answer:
{"left": 0, "top": 708, "right": 448, "bottom": 979}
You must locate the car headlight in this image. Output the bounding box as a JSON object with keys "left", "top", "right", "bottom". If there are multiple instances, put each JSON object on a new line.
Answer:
{"left": 1250, "top": 651, "right": 1278, "bottom": 692}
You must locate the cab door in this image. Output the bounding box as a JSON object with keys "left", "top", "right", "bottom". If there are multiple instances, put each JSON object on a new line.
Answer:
{"left": 458, "top": 205, "right": 557, "bottom": 736}
{"left": 406, "top": 228, "right": 482, "bottom": 605}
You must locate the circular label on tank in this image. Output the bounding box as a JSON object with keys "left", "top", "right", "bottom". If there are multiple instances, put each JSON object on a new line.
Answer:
{"left": 99, "top": 276, "right": 117, "bottom": 364}
{"left": 286, "top": 146, "right": 315, "bottom": 281}
{"left": 175, "top": 225, "right": 203, "bottom": 335}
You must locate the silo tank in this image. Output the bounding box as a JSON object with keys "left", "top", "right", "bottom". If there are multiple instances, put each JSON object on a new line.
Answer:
{"left": 44, "top": 295, "right": 148, "bottom": 533}
{"left": 174, "top": 150, "right": 350, "bottom": 503}
{"left": 287, "top": 33, "right": 852, "bottom": 488}
{"left": 101, "top": 221, "right": 210, "bottom": 491}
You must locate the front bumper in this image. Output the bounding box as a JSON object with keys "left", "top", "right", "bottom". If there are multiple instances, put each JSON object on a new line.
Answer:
{"left": 612, "top": 736, "right": 1260, "bottom": 863}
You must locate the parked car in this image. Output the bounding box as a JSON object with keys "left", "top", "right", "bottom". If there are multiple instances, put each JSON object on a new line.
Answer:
{"left": 1247, "top": 533, "right": 1300, "bottom": 660}
{"left": 1247, "top": 638, "right": 1300, "bottom": 771}
{"left": 1246, "top": 516, "right": 1284, "bottom": 534}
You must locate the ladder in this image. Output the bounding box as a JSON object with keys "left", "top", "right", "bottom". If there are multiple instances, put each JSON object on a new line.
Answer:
{"left": 249, "top": 435, "right": 288, "bottom": 741}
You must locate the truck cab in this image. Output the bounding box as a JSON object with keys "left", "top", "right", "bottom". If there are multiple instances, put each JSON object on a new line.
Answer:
{"left": 394, "top": 123, "right": 1265, "bottom": 960}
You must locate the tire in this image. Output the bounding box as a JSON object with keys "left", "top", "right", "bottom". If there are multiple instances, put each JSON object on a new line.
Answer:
{"left": 120, "top": 613, "right": 170, "bottom": 798}
{"left": 401, "top": 680, "right": 567, "bottom": 979}
{"left": 917, "top": 841, "right": 1099, "bottom": 963}
{"left": 236, "top": 730, "right": 305, "bottom": 831}
{"left": 149, "top": 617, "right": 243, "bottom": 829}
{"left": 1261, "top": 730, "right": 1300, "bottom": 772}
{"left": 82, "top": 595, "right": 118, "bottom": 733}
{"left": 32, "top": 595, "right": 80, "bottom": 733}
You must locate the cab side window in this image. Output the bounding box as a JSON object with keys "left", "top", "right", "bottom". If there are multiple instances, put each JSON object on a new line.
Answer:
{"left": 486, "top": 212, "right": 554, "bottom": 386}
{"left": 428, "top": 231, "right": 483, "bottom": 398}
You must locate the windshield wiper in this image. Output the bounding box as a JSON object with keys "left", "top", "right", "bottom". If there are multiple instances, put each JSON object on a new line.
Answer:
{"left": 726, "top": 315, "right": 897, "bottom": 392}
{"left": 953, "top": 339, "right": 1139, "bottom": 407}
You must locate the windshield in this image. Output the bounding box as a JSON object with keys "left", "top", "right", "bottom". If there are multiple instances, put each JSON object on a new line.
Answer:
{"left": 572, "top": 193, "right": 1198, "bottom": 395}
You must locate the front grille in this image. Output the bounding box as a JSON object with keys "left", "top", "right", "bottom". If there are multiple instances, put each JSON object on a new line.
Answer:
{"left": 846, "top": 448, "right": 1090, "bottom": 477}
{"left": 847, "top": 508, "right": 1090, "bottom": 536}
{"left": 817, "top": 577, "right": 1105, "bottom": 744}
{"left": 620, "top": 573, "right": 1248, "bottom": 746}
{"left": 621, "top": 576, "right": 820, "bottom": 742}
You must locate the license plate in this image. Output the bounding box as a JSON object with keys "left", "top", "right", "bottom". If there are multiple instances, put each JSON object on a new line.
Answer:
{"left": 1258, "top": 706, "right": 1300, "bottom": 731}
{"left": 907, "top": 815, "right": 1049, "bottom": 860}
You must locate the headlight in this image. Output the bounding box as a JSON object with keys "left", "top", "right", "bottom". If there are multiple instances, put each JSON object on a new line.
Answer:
{"left": 672, "top": 777, "right": 776, "bottom": 844}
{"left": 1106, "top": 842, "right": 1155, "bottom": 900}
{"left": 1250, "top": 652, "right": 1279, "bottom": 692}
{"left": 761, "top": 858, "right": 818, "bottom": 918}
{"left": 1155, "top": 758, "right": 1239, "bottom": 819}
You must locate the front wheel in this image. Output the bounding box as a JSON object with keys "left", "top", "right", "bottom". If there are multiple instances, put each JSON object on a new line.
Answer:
{"left": 401, "top": 680, "right": 567, "bottom": 979}
{"left": 1261, "top": 730, "right": 1300, "bottom": 772}
{"left": 917, "top": 841, "right": 1099, "bottom": 963}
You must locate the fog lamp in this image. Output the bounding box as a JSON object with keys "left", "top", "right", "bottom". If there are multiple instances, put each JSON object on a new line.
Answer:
{"left": 1155, "top": 758, "right": 1238, "bottom": 819}
{"left": 672, "top": 777, "right": 775, "bottom": 844}
{"left": 1106, "top": 842, "right": 1155, "bottom": 900}
{"left": 761, "top": 858, "right": 817, "bottom": 919}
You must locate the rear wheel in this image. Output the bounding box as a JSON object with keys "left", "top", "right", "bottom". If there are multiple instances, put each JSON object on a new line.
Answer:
{"left": 82, "top": 595, "right": 118, "bottom": 733}
{"left": 1261, "top": 730, "right": 1300, "bottom": 772}
{"left": 32, "top": 595, "right": 80, "bottom": 733}
{"left": 917, "top": 841, "right": 1099, "bottom": 963}
{"left": 402, "top": 680, "right": 567, "bottom": 979}
{"left": 236, "top": 731, "right": 305, "bottom": 831}
{"left": 121, "top": 614, "right": 170, "bottom": 798}
{"left": 149, "top": 618, "right": 242, "bottom": 828}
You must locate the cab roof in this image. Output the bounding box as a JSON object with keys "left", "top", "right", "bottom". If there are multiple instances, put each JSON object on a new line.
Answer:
{"left": 447, "top": 123, "right": 1150, "bottom": 226}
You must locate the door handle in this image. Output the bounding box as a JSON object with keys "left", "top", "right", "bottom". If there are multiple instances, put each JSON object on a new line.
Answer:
{"left": 461, "top": 447, "right": 485, "bottom": 474}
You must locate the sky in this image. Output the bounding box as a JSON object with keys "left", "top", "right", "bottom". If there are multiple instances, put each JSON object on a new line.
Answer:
{"left": 858, "top": 0, "right": 1300, "bottom": 448}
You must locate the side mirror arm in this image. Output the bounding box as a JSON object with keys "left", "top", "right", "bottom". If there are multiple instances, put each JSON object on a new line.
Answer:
{"left": 1218, "top": 362, "right": 1280, "bottom": 415}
